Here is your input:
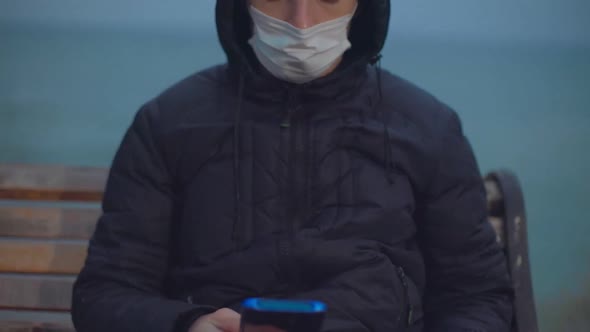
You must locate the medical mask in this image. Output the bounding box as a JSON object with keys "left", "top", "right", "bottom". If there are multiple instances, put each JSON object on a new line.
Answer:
{"left": 248, "top": 5, "right": 356, "bottom": 84}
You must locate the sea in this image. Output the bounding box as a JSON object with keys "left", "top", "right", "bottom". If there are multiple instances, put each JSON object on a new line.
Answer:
{"left": 1, "top": 22, "right": 589, "bottom": 330}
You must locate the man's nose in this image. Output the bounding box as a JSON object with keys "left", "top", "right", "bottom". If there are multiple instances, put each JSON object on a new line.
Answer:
{"left": 287, "top": 0, "right": 315, "bottom": 29}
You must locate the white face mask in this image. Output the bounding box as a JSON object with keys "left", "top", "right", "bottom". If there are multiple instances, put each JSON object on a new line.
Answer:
{"left": 248, "top": 5, "right": 356, "bottom": 84}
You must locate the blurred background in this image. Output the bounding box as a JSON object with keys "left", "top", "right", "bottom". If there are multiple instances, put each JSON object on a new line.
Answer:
{"left": 0, "top": 0, "right": 588, "bottom": 330}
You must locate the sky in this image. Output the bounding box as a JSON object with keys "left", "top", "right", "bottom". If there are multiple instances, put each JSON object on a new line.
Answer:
{"left": 1, "top": 0, "right": 589, "bottom": 46}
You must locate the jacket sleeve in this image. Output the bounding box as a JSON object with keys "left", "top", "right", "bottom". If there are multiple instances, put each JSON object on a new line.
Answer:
{"left": 417, "top": 108, "right": 513, "bottom": 332}
{"left": 71, "top": 102, "right": 216, "bottom": 332}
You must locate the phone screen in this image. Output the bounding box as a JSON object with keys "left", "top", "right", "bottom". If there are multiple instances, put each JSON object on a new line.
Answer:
{"left": 241, "top": 298, "right": 326, "bottom": 332}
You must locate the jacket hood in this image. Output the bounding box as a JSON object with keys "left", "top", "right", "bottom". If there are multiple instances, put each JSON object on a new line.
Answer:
{"left": 215, "top": 0, "right": 391, "bottom": 74}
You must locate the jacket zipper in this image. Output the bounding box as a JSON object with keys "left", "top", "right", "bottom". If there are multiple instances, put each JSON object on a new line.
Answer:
{"left": 279, "top": 90, "right": 299, "bottom": 294}
{"left": 280, "top": 108, "right": 294, "bottom": 128}
{"left": 396, "top": 266, "right": 414, "bottom": 327}
{"left": 281, "top": 90, "right": 297, "bottom": 236}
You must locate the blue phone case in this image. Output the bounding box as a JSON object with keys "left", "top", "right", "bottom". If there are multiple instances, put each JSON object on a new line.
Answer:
{"left": 241, "top": 298, "right": 326, "bottom": 332}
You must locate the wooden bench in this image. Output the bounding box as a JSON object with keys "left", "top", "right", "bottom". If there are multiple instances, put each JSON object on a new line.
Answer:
{"left": 0, "top": 164, "right": 539, "bottom": 332}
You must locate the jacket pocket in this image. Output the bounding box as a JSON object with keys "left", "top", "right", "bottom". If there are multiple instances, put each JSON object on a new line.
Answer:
{"left": 395, "top": 266, "right": 413, "bottom": 328}
{"left": 395, "top": 266, "right": 424, "bottom": 329}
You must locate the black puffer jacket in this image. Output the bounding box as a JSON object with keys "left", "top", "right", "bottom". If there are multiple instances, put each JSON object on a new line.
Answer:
{"left": 72, "top": 1, "right": 513, "bottom": 331}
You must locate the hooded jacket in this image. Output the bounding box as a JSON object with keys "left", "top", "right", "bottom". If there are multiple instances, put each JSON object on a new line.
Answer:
{"left": 72, "top": 1, "right": 513, "bottom": 331}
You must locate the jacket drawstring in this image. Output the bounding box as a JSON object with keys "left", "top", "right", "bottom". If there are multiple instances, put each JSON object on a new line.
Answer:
{"left": 232, "top": 71, "right": 247, "bottom": 249}
{"left": 370, "top": 54, "right": 396, "bottom": 185}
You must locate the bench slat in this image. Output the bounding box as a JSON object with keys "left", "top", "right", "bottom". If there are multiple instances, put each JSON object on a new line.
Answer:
{"left": 0, "top": 309, "right": 72, "bottom": 325}
{"left": 0, "top": 275, "right": 74, "bottom": 311}
{"left": 0, "top": 240, "right": 87, "bottom": 274}
{"left": 0, "top": 164, "right": 107, "bottom": 202}
{"left": 0, "top": 319, "right": 74, "bottom": 332}
{"left": 0, "top": 207, "right": 98, "bottom": 239}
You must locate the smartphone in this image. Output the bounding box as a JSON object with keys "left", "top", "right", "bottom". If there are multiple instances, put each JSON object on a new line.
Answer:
{"left": 240, "top": 298, "right": 326, "bottom": 332}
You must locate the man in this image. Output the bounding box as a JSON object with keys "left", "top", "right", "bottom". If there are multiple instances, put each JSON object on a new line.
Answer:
{"left": 72, "top": 1, "right": 513, "bottom": 331}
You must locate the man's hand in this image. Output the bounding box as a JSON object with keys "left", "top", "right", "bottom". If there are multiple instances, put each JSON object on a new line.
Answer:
{"left": 188, "top": 308, "right": 286, "bottom": 332}
{"left": 189, "top": 308, "right": 241, "bottom": 332}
